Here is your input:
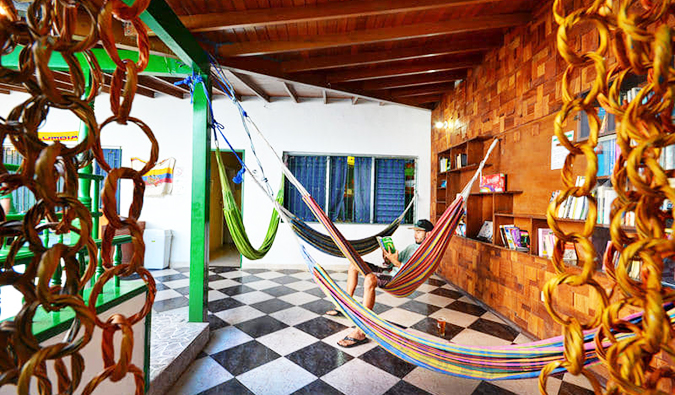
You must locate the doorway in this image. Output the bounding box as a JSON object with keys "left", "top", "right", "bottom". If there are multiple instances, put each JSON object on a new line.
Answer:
{"left": 209, "top": 149, "right": 243, "bottom": 267}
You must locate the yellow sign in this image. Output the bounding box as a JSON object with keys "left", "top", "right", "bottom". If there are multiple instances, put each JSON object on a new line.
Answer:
{"left": 38, "top": 131, "right": 79, "bottom": 142}
{"left": 347, "top": 156, "right": 355, "bottom": 166}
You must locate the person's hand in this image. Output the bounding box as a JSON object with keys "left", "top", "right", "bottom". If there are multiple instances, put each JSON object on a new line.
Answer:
{"left": 382, "top": 249, "right": 398, "bottom": 265}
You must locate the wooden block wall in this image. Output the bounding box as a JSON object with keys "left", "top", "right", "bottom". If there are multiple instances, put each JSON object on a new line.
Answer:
{"left": 430, "top": 0, "right": 674, "bottom": 379}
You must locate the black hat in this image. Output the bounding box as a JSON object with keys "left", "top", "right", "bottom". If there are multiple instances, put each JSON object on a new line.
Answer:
{"left": 411, "top": 219, "right": 434, "bottom": 232}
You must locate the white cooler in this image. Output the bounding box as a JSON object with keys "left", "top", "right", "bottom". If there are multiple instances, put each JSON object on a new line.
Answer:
{"left": 143, "top": 229, "right": 172, "bottom": 269}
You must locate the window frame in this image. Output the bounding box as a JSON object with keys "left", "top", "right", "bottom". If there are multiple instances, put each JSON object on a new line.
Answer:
{"left": 283, "top": 151, "right": 417, "bottom": 225}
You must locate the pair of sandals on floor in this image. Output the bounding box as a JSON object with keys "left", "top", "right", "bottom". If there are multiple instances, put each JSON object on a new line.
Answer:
{"left": 325, "top": 309, "right": 369, "bottom": 348}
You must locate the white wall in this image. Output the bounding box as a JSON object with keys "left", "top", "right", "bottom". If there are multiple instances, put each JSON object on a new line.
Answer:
{"left": 0, "top": 91, "right": 431, "bottom": 268}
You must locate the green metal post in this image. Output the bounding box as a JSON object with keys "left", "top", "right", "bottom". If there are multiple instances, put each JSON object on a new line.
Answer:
{"left": 92, "top": 179, "right": 100, "bottom": 239}
{"left": 188, "top": 73, "right": 211, "bottom": 322}
{"left": 114, "top": 243, "right": 122, "bottom": 288}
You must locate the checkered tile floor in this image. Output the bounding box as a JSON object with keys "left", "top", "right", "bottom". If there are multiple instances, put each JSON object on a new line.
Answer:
{"left": 148, "top": 264, "right": 597, "bottom": 395}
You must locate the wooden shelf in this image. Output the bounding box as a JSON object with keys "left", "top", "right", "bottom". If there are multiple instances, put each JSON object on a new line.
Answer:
{"left": 442, "top": 163, "right": 492, "bottom": 174}
{"left": 437, "top": 187, "right": 446, "bottom": 190}
{"left": 470, "top": 190, "right": 523, "bottom": 196}
{"left": 438, "top": 135, "right": 494, "bottom": 155}
{"left": 494, "top": 212, "right": 586, "bottom": 223}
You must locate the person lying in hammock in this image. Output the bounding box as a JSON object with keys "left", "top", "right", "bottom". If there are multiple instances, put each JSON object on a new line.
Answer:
{"left": 326, "top": 219, "right": 434, "bottom": 348}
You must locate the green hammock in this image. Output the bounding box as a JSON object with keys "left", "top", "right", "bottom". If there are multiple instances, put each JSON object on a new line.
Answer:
{"left": 215, "top": 148, "right": 283, "bottom": 260}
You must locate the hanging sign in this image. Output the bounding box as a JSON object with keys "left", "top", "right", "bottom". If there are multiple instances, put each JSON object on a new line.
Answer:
{"left": 38, "top": 131, "right": 79, "bottom": 142}
{"left": 347, "top": 156, "right": 355, "bottom": 166}
{"left": 550, "top": 130, "right": 574, "bottom": 170}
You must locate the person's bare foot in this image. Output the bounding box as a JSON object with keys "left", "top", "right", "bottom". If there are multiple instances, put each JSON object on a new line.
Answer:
{"left": 337, "top": 329, "right": 367, "bottom": 348}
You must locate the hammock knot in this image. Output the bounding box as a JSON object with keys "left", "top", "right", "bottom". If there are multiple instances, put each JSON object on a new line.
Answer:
{"left": 233, "top": 168, "right": 245, "bottom": 184}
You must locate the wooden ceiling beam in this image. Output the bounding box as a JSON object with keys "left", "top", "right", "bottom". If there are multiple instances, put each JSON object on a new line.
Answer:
{"left": 322, "top": 90, "right": 327, "bottom": 104}
{"left": 397, "top": 93, "right": 443, "bottom": 105}
{"left": 181, "top": 0, "right": 500, "bottom": 33}
{"left": 137, "top": 75, "right": 186, "bottom": 99}
{"left": 388, "top": 82, "right": 457, "bottom": 98}
{"left": 356, "top": 70, "right": 466, "bottom": 91}
{"left": 282, "top": 39, "right": 500, "bottom": 73}
{"left": 0, "top": 83, "right": 27, "bottom": 93}
{"left": 229, "top": 71, "right": 270, "bottom": 102}
{"left": 212, "top": 85, "right": 241, "bottom": 101}
{"left": 102, "top": 74, "right": 156, "bottom": 98}
{"left": 218, "top": 13, "right": 531, "bottom": 57}
{"left": 352, "top": 97, "right": 359, "bottom": 105}
{"left": 283, "top": 82, "right": 298, "bottom": 103}
{"left": 326, "top": 58, "right": 479, "bottom": 83}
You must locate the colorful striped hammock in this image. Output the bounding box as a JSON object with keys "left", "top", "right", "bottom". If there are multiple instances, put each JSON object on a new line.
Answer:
{"left": 279, "top": 197, "right": 414, "bottom": 257}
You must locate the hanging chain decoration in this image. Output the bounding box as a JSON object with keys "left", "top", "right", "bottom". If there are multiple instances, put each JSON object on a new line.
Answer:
{"left": 542, "top": 0, "right": 675, "bottom": 394}
{"left": 0, "top": 0, "right": 157, "bottom": 392}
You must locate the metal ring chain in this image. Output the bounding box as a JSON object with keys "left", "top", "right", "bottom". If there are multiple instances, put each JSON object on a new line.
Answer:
{"left": 0, "top": 0, "right": 157, "bottom": 393}
{"left": 541, "top": 1, "right": 675, "bottom": 394}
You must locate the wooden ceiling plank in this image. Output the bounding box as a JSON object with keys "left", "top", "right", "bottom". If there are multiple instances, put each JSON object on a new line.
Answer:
{"left": 0, "top": 83, "right": 27, "bottom": 93}
{"left": 388, "top": 82, "right": 456, "bottom": 97}
{"left": 398, "top": 93, "right": 443, "bottom": 105}
{"left": 212, "top": 85, "right": 241, "bottom": 101}
{"left": 283, "top": 82, "right": 298, "bottom": 103}
{"left": 137, "top": 75, "right": 186, "bottom": 99}
{"left": 218, "top": 13, "right": 530, "bottom": 57}
{"left": 230, "top": 71, "right": 270, "bottom": 102}
{"left": 326, "top": 58, "right": 479, "bottom": 83}
{"left": 102, "top": 74, "right": 156, "bottom": 98}
{"left": 281, "top": 38, "right": 500, "bottom": 73}
{"left": 0, "top": 88, "right": 10, "bottom": 95}
{"left": 182, "top": 0, "right": 501, "bottom": 32}
{"left": 358, "top": 70, "right": 466, "bottom": 90}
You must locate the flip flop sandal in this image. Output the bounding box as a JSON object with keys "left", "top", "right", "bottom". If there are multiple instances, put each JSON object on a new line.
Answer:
{"left": 325, "top": 310, "right": 344, "bottom": 317}
{"left": 338, "top": 336, "right": 369, "bottom": 348}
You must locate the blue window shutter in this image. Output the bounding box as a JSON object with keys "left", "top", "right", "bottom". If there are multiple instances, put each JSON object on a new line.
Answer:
{"left": 374, "top": 158, "right": 405, "bottom": 223}
{"left": 285, "top": 155, "right": 327, "bottom": 221}
{"left": 94, "top": 148, "right": 122, "bottom": 212}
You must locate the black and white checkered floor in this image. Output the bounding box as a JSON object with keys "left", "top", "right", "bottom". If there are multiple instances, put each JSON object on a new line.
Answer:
{"left": 149, "top": 263, "right": 597, "bottom": 395}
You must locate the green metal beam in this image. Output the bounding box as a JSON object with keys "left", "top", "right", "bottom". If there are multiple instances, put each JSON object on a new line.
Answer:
{"left": 130, "top": 0, "right": 211, "bottom": 74}
{"left": 1, "top": 46, "right": 191, "bottom": 76}
{"left": 188, "top": 73, "right": 211, "bottom": 323}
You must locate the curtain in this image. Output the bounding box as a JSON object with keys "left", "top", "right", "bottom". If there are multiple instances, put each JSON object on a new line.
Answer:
{"left": 374, "top": 158, "right": 405, "bottom": 223}
{"left": 354, "top": 157, "right": 372, "bottom": 223}
{"left": 328, "top": 156, "right": 348, "bottom": 221}
{"left": 285, "top": 155, "right": 327, "bottom": 221}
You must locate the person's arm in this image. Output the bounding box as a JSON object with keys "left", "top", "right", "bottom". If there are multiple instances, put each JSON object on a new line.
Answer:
{"left": 382, "top": 249, "right": 402, "bottom": 268}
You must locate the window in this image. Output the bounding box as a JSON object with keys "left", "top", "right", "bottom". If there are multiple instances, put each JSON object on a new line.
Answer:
{"left": 284, "top": 153, "right": 415, "bottom": 224}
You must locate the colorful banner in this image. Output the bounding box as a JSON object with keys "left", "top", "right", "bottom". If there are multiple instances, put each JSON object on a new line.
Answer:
{"left": 131, "top": 157, "right": 176, "bottom": 196}
{"left": 38, "top": 131, "right": 79, "bottom": 142}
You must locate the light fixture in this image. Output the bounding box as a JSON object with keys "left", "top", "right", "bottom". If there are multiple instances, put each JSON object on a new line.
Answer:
{"left": 435, "top": 121, "right": 444, "bottom": 129}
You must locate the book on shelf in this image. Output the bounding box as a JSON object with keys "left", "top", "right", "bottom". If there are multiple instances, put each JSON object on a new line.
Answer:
{"left": 477, "top": 221, "right": 493, "bottom": 243}
{"left": 455, "top": 153, "right": 468, "bottom": 169}
{"left": 455, "top": 215, "right": 467, "bottom": 237}
{"left": 479, "top": 174, "right": 506, "bottom": 193}
{"left": 440, "top": 179, "right": 447, "bottom": 188}
{"left": 376, "top": 236, "right": 396, "bottom": 254}
{"left": 499, "top": 225, "right": 529, "bottom": 252}
{"left": 550, "top": 176, "right": 591, "bottom": 221}
{"left": 439, "top": 157, "right": 449, "bottom": 172}
{"left": 602, "top": 243, "right": 641, "bottom": 280}
{"left": 536, "top": 228, "right": 578, "bottom": 262}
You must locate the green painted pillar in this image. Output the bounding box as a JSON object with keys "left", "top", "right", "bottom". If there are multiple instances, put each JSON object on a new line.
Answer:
{"left": 189, "top": 73, "right": 211, "bottom": 322}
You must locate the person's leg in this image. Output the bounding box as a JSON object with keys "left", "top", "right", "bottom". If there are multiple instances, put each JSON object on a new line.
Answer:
{"left": 327, "top": 262, "right": 360, "bottom": 316}
{"left": 337, "top": 273, "right": 377, "bottom": 346}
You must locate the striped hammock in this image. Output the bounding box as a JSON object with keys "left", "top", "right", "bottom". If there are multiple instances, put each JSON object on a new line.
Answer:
{"left": 279, "top": 197, "right": 414, "bottom": 257}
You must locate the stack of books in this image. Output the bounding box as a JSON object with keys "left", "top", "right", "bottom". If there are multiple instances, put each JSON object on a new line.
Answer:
{"left": 538, "top": 228, "right": 577, "bottom": 262}
{"left": 550, "top": 176, "right": 590, "bottom": 221}
{"left": 499, "top": 225, "right": 529, "bottom": 252}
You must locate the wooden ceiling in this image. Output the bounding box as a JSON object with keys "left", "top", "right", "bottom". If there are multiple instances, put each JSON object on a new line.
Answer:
{"left": 2, "top": 0, "right": 539, "bottom": 108}
{"left": 164, "top": 0, "right": 539, "bottom": 109}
